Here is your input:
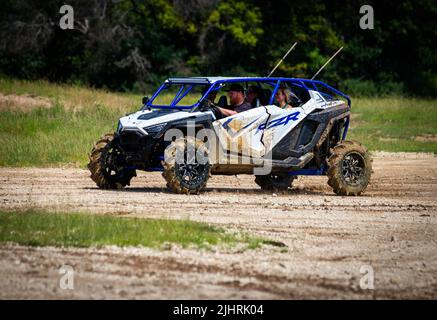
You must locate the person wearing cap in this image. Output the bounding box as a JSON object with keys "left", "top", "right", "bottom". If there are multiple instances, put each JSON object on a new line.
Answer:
{"left": 218, "top": 84, "right": 252, "bottom": 117}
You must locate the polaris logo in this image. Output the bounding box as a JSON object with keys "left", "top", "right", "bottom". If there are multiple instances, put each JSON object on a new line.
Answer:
{"left": 257, "top": 111, "right": 300, "bottom": 133}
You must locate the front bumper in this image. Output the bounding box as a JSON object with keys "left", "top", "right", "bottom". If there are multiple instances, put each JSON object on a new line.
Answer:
{"left": 115, "top": 129, "right": 161, "bottom": 167}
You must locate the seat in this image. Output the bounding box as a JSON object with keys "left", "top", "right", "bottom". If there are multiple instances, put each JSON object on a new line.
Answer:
{"left": 217, "top": 95, "right": 228, "bottom": 107}
{"left": 288, "top": 91, "right": 303, "bottom": 108}
{"left": 259, "top": 89, "right": 272, "bottom": 106}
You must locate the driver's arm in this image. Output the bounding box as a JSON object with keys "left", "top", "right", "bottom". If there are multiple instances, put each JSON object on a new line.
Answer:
{"left": 218, "top": 107, "right": 237, "bottom": 117}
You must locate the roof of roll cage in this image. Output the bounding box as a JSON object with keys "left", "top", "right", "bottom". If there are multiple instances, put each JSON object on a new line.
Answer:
{"left": 166, "top": 76, "right": 311, "bottom": 84}
{"left": 162, "top": 76, "right": 350, "bottom": 106}
{"left": 166, "top": 77, "right": 258, "bottom": 84}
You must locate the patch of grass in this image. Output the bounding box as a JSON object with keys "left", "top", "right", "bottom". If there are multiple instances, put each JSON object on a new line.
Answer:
{"left": 348, "top": 97, "right": 437, "bottom": 153}
{"left": 0, "top": 104, "right": 123, "bottom": 166}
{"left": 0, "top": 210, "right": 264, "bottom": 249}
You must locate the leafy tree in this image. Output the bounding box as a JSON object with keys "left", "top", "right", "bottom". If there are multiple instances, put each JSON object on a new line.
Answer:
{"left": 0, "top": 0, "right": 435, "bottom": 96}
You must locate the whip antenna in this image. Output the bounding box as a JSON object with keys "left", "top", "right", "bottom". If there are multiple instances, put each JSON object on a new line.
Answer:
{"left": 311, "top": 47, "right": 343, "bottom": 80}
{"left": 267, "top": 42, "right": 298, "bottom": 77}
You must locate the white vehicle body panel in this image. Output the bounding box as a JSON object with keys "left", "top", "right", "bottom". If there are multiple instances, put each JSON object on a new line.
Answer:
{"left": 119, "top": 110, "right": 213, "bottom": 135}
{"left": 212, "top": 90, "right": 337, "bottom": 159}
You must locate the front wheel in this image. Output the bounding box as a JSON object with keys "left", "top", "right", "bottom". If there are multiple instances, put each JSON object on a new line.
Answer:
{"left": 162, "top": 136, "right": 211, "bottom": 194}
{"left": 88, "top": 133, "right": 136, "bottom": 189}
{"left": 327, "top": 140, "right": 372, "bottom": 196}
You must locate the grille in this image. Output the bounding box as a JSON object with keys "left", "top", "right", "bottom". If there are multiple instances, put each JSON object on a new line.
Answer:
{"left": 119, "top": 130, "right": 145, "bottom": 152}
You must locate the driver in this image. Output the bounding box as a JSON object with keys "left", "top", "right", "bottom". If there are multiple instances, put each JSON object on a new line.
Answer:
{"left": 218, "top": 84, "right": 252, "bottom": 117}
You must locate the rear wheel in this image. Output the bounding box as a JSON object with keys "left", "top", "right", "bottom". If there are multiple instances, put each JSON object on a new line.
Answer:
{"left": 88, "top": 133, "right": 136, "bottom": 189}
{"left": 162, "top": 137, "right": 211, "bottom": 194}
{"left": 327, "top": 140, "right": 372, "bottom": 196}
{"left": 255, "top": 174, "right": 295, "bottom": 191}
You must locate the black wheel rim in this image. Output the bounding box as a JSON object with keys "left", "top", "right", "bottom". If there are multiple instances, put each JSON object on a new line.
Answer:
{"left": 175, "top": 148, "right": 209, "bottom": 189}
{"left": 341, "top": 152, "right": 365, "bottom": 185}
{"left": 175, "top": 162, "right": 209, "bottom": 188}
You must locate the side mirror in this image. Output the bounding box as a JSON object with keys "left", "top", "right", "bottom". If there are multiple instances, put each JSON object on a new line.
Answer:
{"left": 142, "top": 96, "right": 150, "bottom": 105}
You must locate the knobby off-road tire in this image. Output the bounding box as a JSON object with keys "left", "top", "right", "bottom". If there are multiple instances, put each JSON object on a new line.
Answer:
{"left": 88, "top": 133, "right": 135, "bottom": 189}
{"left": 162, "top": 136, "right": 211, "bottom": 195}
{"left": 327, "top": 140, "right": 372, "bottom": 196}
{"left": 254, "top": 175, "right": 296, "bottom": 191}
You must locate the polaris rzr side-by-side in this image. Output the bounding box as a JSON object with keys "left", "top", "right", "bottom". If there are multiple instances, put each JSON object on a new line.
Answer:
{"left": 88, "top": 77, "right": 372, "bottom": 195}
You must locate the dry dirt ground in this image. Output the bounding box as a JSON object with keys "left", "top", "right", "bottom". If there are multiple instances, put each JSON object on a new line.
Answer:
{"left": 0, "top": 152, "right": 436, "bottom": 299}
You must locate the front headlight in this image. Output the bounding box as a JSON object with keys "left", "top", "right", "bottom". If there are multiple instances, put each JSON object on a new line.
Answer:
{"left": 143, "top": 123, "right": 167, "bottom": 136}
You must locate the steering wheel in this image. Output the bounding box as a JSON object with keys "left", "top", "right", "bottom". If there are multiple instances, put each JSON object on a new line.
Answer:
{"left": 196, "top": 100, "right": 224, "bottom": 120}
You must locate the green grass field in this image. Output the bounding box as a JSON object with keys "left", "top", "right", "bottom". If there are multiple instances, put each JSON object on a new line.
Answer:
{"left": 0, "top": 210, "right": 265, "bottom": 249}
{"left": 350, "top": 97, "right": 437, "bottom": 153}
{"left": 0, "top": 77, "right": 436, "bottom": 167}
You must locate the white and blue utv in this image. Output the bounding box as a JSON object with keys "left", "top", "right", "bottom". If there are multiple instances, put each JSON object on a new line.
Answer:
{"left": 88, "top": 77, "right": 372, "bottom": 195}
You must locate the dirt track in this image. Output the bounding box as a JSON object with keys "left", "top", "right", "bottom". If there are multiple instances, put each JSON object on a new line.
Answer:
{"left": 1, "top": 152, "right": 436, "bottom": 299}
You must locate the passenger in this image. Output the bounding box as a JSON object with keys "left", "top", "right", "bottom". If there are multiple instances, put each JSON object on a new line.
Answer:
{"left": 275, "top": 87, "right": 293, "bottom": 110}
{"left": 275, "top": 87, "right": 301, "bottom": 110}
{"left": 246, "top": 85, "right": 261, "bottom": 108}
{"left": 218, "top": 84, "right": 252, "bottom": 117}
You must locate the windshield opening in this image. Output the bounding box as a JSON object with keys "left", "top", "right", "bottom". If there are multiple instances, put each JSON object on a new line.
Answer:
{"left": 149, "top": 83, "right": 210, "bottom": 108}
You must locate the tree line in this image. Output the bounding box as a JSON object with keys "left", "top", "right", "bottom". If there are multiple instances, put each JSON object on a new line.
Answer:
{"left": 0, "top": 0, "right": 435, "bottom": 96}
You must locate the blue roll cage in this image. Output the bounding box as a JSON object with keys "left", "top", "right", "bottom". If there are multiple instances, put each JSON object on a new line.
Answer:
{"left": 146, "top": 77, "right": 350, "bottom": 108}
{"left": 143, "top": 77, "right": 351, "bottom": 176}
